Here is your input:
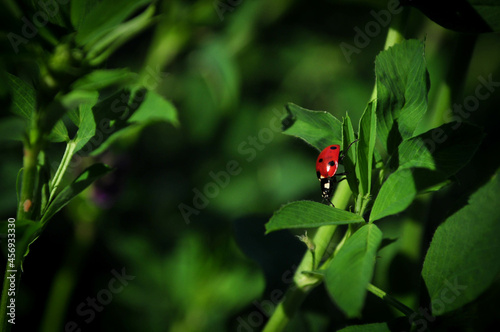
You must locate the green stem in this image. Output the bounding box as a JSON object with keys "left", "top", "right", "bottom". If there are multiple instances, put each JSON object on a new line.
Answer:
{"left": 17, "top": 146, "right": 40, "bottom": 220}
{"left": 262, "top": 181, "right": 352, "bottom": 332}
{"left": 1, "top": 136, "right": 42, "bottom": 331}
{"left": 48, "top": 141, "right": 76, "bottom": 204}
{"left": 366, "top": 283, "right": 416, "bottom": 318}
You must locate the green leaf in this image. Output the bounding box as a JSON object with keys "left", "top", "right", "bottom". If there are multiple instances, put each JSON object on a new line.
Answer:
{"left": 38, "top": 89, "right": 97, "bottom": 139}
{"left": 422, "top": 169, "right": 500, "bottom": 315}
{"left": 48, "top": 120, "right": 69, "bottom": 142}
{"left": 394, "top": 122, "right": 483, "bottom": 175}
{"left": 128, "top": 90, "right": 179, "bottom": 125}
{"left": 338, "top": 322, "right": 391, "bottom": 332}
{"left": 72, "top": 69, "right": 138, "bottom": 91}
{"left": 325, "top": 223, "right": 383, "bottom": 317}
{"left": 265, "top": 201, "right": 364, "bottom": 234}
{"left": 0, "top": 219, "right": 43, "bottom": 268}
{"left": 41, "top": 163, "right": 112, "bottom": 224}
{"left": 370, "top": 123, "right": 483, "bottom": 222}
{"left": 70, "top": 96, "right": 99, "bottom": 153}
{"left": 30, "top": 0, "right": 70, "bottom": 28}
{"left": 7, "top": 73, "right": 36, "bottom": 126}
{"left": 0, "top": 117, "right": 25, "bottom": 142}
{"left": 370, "top": 168, "right": 415, "bottom": 222}
{"left": 89, "top": 89, "right": 178, "bottom": 156}
{"left": 472, "top": 2, "right": 500, "bottom": 32}
{"left": 85, "top": 5, "right": 156, "bottom": 65}
{"left": 282, "top": 103, "right": 342, "bottom": 151}
{"left": 60, "top": 90, "right": 100, "bottom": 111}
{"left": 70, "top": 0, "right": 101, "bottom": 30}
{"left": 78, "top": 89, "right": 135, "bottom": 155}
{"left": 356, "top": 101, "right": 376, "bottom": 195}
{"left": 406, "top": 1, "right": 500, "bottom": 33}
{"left": 343, "top": 114, "right": 358, "bottom": 196}
{"left": 75, "top": 0, "right": 153, "bottom": 47}
{"left": 375, "top": 39, "right": 429, "bottom": 157}
{"left": 38, "top": 100, "right": 67, "bottom": 137}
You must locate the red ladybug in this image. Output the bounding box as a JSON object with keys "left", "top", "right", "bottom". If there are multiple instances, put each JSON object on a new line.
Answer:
{"left": 316, "top": 140, "right": 358, "bottom": 205}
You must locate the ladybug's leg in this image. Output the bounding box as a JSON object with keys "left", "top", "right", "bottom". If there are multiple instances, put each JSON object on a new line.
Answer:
{"left": 331, "top": 175, "right": 348, "bottom": 183}
{"left": 334, "top": 172, "right": 348, "bottom": 177}
{"left": 322, "top": 197, "right": 335, "bottom": 207}
{"left": 339, "top": 139, "right": 359, "bottom": 162}
{"left": 331, "top": 173, "right": 349, "bottom": 184}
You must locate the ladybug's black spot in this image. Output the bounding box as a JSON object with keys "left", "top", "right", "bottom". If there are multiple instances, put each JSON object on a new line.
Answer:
{"left": 330, "top": 146, "right": 337, "bottom": 150}
{"left": 318, "top": 158, "right": 323, "bottom": 163}
{"left": 328, "top": 161, "right": 335, "bottom": 166}
{"left": 316, "top": 171, "right": 321, "bottom": 178}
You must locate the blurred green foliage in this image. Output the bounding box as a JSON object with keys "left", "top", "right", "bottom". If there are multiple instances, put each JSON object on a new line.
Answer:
{"left": 1, "top": 0, "right": 500, "bottom": 331}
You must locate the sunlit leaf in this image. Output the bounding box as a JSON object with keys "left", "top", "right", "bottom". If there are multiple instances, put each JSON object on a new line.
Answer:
{"left": 370, "top": 168, "right": 415, "bottom": 222}
{"left": 375, "top": 39, "right": 429, "bottom": 157}
{"left": 70, "top": 95, "right": 99, "bottom": 153}
{"left": 265, "top": 201, "right": 364, "bottom": 234}
{"left": 282, "top": 103, "right": 342, "bottom": 151}
{"left": 325, "top": 224, "right": 383, "bottom": 318}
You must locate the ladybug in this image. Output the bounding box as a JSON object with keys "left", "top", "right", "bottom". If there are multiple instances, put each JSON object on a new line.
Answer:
{"left": 316, "top": 140, "right": 358, "bottom": 206}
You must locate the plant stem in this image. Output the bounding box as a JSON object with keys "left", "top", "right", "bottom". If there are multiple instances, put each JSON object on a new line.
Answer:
{"left": 48, "top": 141, "right": 76, "bottom": 204}
{"left": 262, "top": 181, "right": 352, "bottom": 332}
{"left": 366, "top": 283, "right": 416, "bottom": 318}
{"left": 1, "top": 135, "right": 42, "bottom": 331}
{"left": 17, "top": 145, "right": 40, "bottom": 220}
